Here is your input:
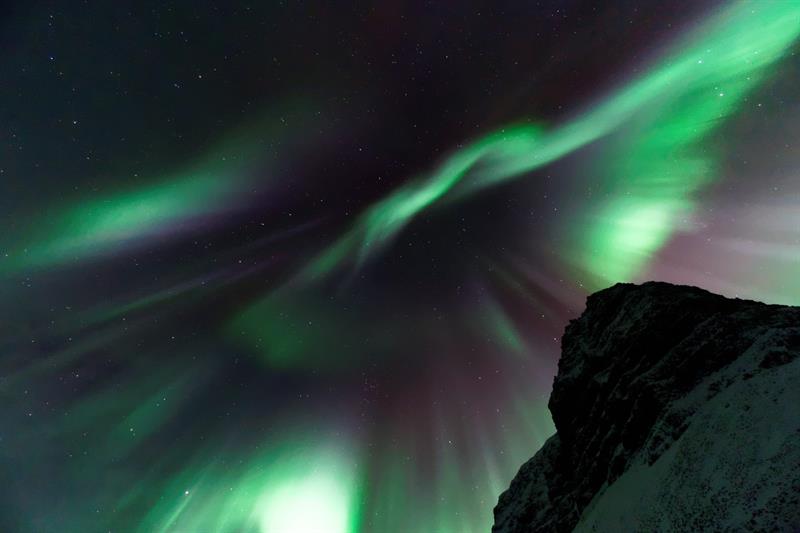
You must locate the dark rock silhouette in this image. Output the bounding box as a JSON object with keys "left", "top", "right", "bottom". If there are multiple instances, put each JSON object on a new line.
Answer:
{"left": 493, "top": 282, "right": 800, "bottom": 532}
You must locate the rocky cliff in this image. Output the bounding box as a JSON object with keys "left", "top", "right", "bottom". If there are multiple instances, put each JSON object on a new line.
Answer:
{"left": 493, "top": 282, "right": 800, "bottom": 532}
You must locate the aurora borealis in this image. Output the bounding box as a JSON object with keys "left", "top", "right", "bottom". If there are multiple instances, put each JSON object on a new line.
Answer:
{"left": 2, "top": 1, "right": 800, "bottom": 532}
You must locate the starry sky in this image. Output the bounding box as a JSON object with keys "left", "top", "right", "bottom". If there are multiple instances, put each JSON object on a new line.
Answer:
{"left": 2, "top": 2, "right": 800, "bottom": 532}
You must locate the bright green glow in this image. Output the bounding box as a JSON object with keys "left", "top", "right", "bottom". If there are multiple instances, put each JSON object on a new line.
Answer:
{"left": 581, "top": 198, "right": 687, "bottom": 283}
{"left": 130, "top": 436, "right": 361, "bottom": 533}
{"left": 302, "top": 2, "right": 800, "bottom": 284}
{"left": 255, "top": 449, "right": 358, "bottom": 533}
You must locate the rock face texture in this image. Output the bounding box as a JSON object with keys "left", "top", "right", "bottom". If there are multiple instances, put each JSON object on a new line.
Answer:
{"left": 493, "top": 282, "right": 800, "bottom": 532}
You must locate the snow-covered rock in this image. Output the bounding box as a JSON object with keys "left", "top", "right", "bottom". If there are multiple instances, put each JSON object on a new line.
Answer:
{"left": 493, "top": 282, "right": 800, "bottom": 532}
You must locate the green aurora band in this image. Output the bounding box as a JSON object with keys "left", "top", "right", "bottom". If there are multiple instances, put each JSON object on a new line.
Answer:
{"left": 302, "top": 2, "right": 800, "bottom": 289}
{"left": 0, "top": 104, "right": 313, "bottom": 274}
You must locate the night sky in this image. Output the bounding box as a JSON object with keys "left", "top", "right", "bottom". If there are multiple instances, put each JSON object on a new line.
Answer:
{"left": 2, "top": 2, "right": 800, "bottom": 532}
